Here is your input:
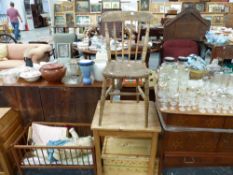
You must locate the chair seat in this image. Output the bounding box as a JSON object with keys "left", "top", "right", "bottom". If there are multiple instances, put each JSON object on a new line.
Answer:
{"left": 103, "top": 60, "right": 150, "bottom": 78}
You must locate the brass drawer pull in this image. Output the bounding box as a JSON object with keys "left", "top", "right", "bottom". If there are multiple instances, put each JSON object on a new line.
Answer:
{"left": 183, "top": 157, "right": 195, "bottom": 164}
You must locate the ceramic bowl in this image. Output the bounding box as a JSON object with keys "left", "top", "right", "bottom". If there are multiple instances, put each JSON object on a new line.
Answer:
{"left": 40, "top": 63, "right": 66, "bottom": 82}
{"left": 20, "top": 70, "right": 41, "bottom": 82}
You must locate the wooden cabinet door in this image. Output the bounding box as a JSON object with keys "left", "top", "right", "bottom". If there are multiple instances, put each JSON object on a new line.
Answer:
{"left": 40, "top": 86, "right": 101, "bottom": 123}
{"left": 1, "top": 86, "right": 44, "bottom": 125}
{"left": 217, "top": 117, "right": 233, "bottom": 152}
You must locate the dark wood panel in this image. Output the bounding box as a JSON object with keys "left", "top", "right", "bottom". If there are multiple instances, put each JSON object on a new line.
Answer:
{"left": 0, "top": 87, "right": 18, "bottom": 109}
{"left": 165, "top": 113, "right": 225, "bottom": 128}
{"left": 163, "top": 132, "right": 220, "bottom": 152}
{"left": 164, "top": 152, "right": 233, "bottom": 167}
{"left": 164, "top": 155, "right": 216, "bottom": 167}
{"left": 217, "top": 117, "right": 233, "bottom": 152}
{"left": 0, "top": 88, "right": 9, "bottom": 107}
{"left": 40, "top": 86, "right": 101, "bottom": 123}
{"left": 0, "top": 86, "right": 44, "bottom": 125}
{"left": 14, "top": 87, "right": 44, "bottom": 124}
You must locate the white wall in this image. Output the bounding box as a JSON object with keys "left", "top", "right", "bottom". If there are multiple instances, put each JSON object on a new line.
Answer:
{"left": 1, "top": 0, "right": 26, "bottom": 30}
{"left": 0, "top": 0, "right": 9, "bottom": 14}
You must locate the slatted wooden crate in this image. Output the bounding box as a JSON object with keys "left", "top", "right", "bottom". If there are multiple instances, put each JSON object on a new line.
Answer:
{"left": 102, "top": 137, "right": 159, "bottom": 175}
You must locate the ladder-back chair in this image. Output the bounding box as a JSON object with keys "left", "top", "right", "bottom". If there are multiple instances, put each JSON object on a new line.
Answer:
{"left": 99, "top": 11, "right": 154, "bottom": 127}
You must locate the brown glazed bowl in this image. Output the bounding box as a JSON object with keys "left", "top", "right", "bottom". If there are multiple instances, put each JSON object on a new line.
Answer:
{"left": 40, "top": 63, "right": 66, "bottom": 82}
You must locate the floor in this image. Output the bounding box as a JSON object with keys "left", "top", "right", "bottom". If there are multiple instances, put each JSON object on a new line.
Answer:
{"left": 18, "top": 27, "right": 233, "bottom": 175}
{"left": 22, "top": 167, "right": 233, "bottom": 175}
{"left": 20, "top": 27, "right": 52, "bottom": 44}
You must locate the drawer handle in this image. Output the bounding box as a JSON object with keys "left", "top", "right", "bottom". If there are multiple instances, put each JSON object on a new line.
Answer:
{"left": 183, "top": 157, "right": 195, "bottom": 164}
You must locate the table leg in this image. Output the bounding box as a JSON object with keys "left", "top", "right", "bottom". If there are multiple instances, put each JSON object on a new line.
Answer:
{"left": 148, "top": 134, "right": 157, "bottom": 175}
{"left": 93, "top": 130, "right": 102, "bottom": 175}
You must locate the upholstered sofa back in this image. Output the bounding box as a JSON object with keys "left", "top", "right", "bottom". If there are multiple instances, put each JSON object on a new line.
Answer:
{"left": 0, "top": 43, "right": 52, "bottom": 70}
{"left": 7, "top": 44, "right": 52, "bottom": 61}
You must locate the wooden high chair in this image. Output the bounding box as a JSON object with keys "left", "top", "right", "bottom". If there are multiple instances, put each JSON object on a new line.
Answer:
{"left": 98, "top": 11, "right": 154, "bottom": 127}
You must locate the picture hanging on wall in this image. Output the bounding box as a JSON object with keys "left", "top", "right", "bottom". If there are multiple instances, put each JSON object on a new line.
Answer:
{"left": 182, "top": 2, "right": 195, "bottom": 11}
{"left": 102, "top": 0, "right": 112, "bottom": 9}
{"left": 55, "top": 16, "right": 66, "bottom": 26}
{"left": 62, "top": 2, "right": 74, "bottom": 11}
{"left": 65, "top": 13, "right": 75, "bottom": 26}
{"left": 140, "top": 0, "right": 150, "bottom": 11}
{"left": 90, "top": 3, "right": 102, "bottom": 13}
{"left": 195, "top": 3, "right": 205, "bottom": 12}
{"left": 76, "top": 15, "right": 91, "bottom": 25}
{"left": 97, "top": 15, "right": 101, "bottom": 24}
{"left": 76, "top": 0, "right": 90, "bottom": 13}
{"left": 54, "top": 4, "right": 62, "bottom": 13}
{"left": 208, "top": 4, "right": 225, "bottom": 13}
{"left": 111, "top": 0, "right": 120, "bottom": 9}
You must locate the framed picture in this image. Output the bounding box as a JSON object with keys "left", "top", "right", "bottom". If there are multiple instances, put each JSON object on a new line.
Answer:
{"left": 111, "top": 1, "right": 120, "bottom": 9}
{"left": 159, "top": 5, "right": 165, "bottom": 13}
{"left": 90, "top": 3, "right": 102, "bottom": 13}
{"left": 97, "top": 16, "right": 101, "bottom": 24}
{"left": 182, "top": 2, "right": 195, "bottom": 11}
{"left": 140, "top": 0, "right": 150, "bottom": 11}
{"left": 103, "top": 0, "right": 112, "bottom": 9}
{"left": 208, "top": 4, "right": 225, "bottom": 13}
{"left": 224, "top": 6, "right": 230, "bottom": 13}
{"left": 54, "top": 4, "right": 62, "bottom": 12}
{"left": 55, "top": 16, "right": 66, "bottom": 26}
{"left": 202, "top": 15, "right": 212, "bottom": 22}
{"left": 65, "top": 13, "right": 74, "bottom": 26}
{"left": 195, "top": 2, "right": 205, "bottom": 12}
{"left": 212, "top": 16, "right": 224, "bottom": 26}
{"left": 56, "top": 43, "right": 71, "bottom": 58}
{"left": 62, "top": 2, "right": 74, "bottom": 11}
{"left": 76, "top": 0, "right": 90, "bottom": 13}
{"left": 76, "top": 15, "right": 91, "bottom": 25}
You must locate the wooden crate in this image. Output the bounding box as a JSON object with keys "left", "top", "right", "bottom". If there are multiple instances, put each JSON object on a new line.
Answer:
{"left": 0, "top": 108, "right": 24, "bottom": 175}
{"left": 102, "top": 137, "right": 159, "bottom": 175}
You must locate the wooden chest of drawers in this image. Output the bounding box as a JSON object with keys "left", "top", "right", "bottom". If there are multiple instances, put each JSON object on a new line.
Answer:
{"left": 0, "top": 108, "right": 23, "bottom": 175}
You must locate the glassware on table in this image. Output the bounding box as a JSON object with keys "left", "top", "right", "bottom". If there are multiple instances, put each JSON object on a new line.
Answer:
{"left": 63, "top": 59, "right": 81, "bottom": 84}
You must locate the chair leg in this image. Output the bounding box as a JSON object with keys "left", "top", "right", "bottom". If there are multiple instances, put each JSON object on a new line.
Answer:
{"left": 144, "top": 76, "right": 149, "bottom": 128}
{"left": 99, "top": 78, "right": 107, "bottom": 125}
{"left": 110, "top": 78, "right": 114, "bottom": 102}
{"left": 136, "top": 78, "right": 139, "bottom": 102}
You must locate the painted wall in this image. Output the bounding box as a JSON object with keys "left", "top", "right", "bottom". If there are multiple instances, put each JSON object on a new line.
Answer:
{"left": 0, "top": 0, "right": 9, "bottom": 14}
{"left": 1, "top": 0, "right": 26, "bottom": 30}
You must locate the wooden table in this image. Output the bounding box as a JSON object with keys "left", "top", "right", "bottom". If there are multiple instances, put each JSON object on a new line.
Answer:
{"left": 0, "top": 79, "right": 103, "bottom": 125}
{"left": 156, "top": 101, "right": 233, "bottom": 171}
{"left": 91, "top": 101, "right": 161, "bottom": 175}
{"left": 0, "top": 78, "right": 155, "bottom": 125}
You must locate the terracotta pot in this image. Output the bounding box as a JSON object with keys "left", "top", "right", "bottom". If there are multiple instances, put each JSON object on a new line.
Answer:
{"left": 40, "top": 63, "right": 66, "bottom": 82}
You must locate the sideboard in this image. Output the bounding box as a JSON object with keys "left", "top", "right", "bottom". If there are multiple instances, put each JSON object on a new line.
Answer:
{"left": 0, "top": 79, "right": 102, "bottom": 124}
{"left": 0, "top": 79, "right": 155, "bottom": 125}
{"left": 156, "top": 102, "right": 233, "bottom": 172}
